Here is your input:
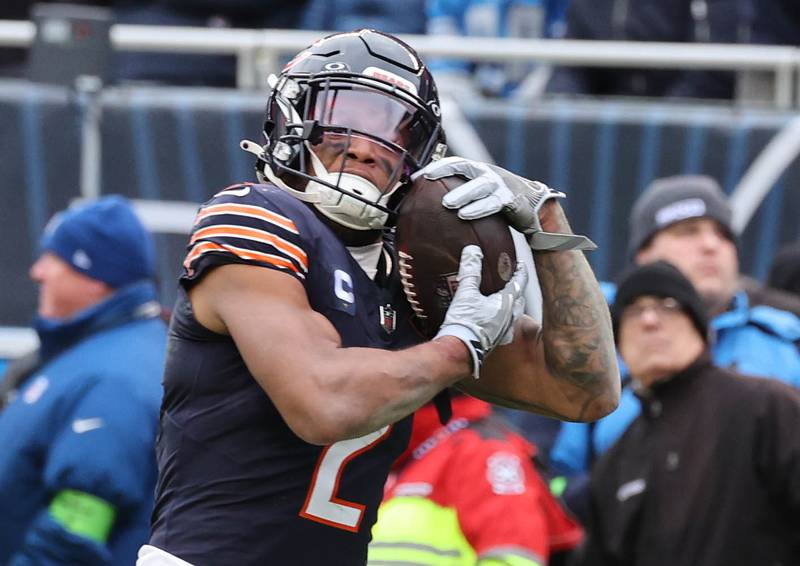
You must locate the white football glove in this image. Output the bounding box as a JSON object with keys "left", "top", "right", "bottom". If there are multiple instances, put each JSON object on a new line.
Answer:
{"left": 436, "top": 245, "right": 527, "bottom": 379}
{"left": 414, "top": 157, "right": 596, "bottom": 251}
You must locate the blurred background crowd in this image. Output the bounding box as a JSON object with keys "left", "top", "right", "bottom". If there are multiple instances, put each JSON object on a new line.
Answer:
{"left": 1, "top": 0, "right": 799, "bottom": 91}
{"left": 0, "top": 1, "right": 799, "bottom": 564}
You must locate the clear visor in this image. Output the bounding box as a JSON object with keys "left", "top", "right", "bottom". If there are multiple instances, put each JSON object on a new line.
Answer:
{"left": 309, "top": 130, "right": 408, "bottom": 197}
{"left": 306, "top": 83, "right": 436, "bottom": 166}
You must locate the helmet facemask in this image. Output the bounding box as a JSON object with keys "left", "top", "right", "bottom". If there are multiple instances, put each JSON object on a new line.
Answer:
{"left": 242, "top": 70, "right": 446, "bottom": 231}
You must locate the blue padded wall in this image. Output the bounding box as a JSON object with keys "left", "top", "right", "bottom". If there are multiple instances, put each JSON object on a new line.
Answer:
{"left": 2, "top": 81, "right": 798, "bottom": 326}
{"left": 0, "top": 81, "right": 82, "bottom": 326}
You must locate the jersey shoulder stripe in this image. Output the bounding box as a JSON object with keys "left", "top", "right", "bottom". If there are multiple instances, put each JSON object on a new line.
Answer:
{"left": 182, "top": 185, "right": 311, "bottom": 283}
{"left": 183, "top": 241, "right": 306, "bottom": 279}
{"left": 190, "top": 225, "right": 308, "bottom": 272}
{"left": 195, "top": 203, "right": 300, "bottom": 235}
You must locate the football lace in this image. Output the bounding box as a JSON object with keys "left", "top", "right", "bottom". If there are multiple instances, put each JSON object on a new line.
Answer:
{"left": 398, "top": 251, "right": 427, "bottom": 319}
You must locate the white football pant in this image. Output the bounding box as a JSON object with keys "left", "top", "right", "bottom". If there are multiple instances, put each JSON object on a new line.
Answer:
{"left": 137, "top": 545, "right": 195, "bottom": 566}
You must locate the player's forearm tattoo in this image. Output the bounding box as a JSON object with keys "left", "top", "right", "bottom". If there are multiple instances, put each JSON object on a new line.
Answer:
{"left": 535, "top": 202, "right": 617, "bottom": 418}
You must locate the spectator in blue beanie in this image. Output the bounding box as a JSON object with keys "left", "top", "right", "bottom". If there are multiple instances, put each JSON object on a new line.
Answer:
{"left": 0, "top": 195, "right": 167, "bottom": 565}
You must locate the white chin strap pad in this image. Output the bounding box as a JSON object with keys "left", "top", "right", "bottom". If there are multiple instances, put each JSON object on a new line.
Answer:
{"left": 306, "top": 148, "right": 396, "bottom": 231}
{"left": 307, "top": 172, "right": 388, "bottom": 230}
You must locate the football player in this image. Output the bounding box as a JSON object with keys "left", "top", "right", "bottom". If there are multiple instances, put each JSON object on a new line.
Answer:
{"left": 141, "top": 29, "right": 619, "bottom": 566}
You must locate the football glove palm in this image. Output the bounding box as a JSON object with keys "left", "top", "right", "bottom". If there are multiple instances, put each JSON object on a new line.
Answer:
{"left": 436, "top": 245, "right": 527, "bottom": 379}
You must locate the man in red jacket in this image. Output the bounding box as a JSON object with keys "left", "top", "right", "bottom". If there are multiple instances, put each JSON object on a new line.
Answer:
{"left": 369, "top": 394, "right": 583, "bottom": 566}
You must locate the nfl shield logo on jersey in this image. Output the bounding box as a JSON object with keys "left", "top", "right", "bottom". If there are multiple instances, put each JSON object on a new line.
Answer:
{"left": 380, "top": 304, "right": 396, "bottom": 333}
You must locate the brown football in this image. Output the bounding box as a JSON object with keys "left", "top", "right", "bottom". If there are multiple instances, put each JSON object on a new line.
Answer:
{"left": 395, "top": 174, "right": 517, "bottom": 338}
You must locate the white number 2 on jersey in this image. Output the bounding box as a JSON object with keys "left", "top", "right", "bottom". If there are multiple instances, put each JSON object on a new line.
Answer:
{"left": 300, "top": 425, "right": 392, "bottom": 532}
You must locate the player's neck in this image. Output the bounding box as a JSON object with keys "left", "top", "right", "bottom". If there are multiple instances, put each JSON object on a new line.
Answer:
{"left": 314, "top": 208, "right": 383, "bottom": 247}
{"left": 347, "top": 242, "right": 384, "bottom": 280}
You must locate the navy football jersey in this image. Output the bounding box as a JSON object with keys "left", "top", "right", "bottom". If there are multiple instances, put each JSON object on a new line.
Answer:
{"left": 149, "top": 183, "right": 423, "bottom": 565}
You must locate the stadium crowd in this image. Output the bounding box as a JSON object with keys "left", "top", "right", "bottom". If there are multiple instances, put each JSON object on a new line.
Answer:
{"left": 2, "top": 0, "right": 800, "bottom": 96}
{"left": 0, "top": 2, "right": 799, "bottom": 565}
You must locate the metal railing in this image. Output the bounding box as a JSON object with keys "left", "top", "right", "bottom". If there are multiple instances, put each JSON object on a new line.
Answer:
{"left": 1, "top": 20, "right": 800, "bottom": 107}
{"left": 0, "top": 327, "right": 38, "bottom": 359}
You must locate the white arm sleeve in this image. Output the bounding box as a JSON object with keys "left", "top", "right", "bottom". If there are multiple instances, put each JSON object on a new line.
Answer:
{"left": 511, "top": 228, "right": 543, "bottom": 324}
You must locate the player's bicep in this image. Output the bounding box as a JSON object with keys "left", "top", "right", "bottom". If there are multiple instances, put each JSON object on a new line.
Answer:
{"left": 194, "top": 264, "right": 342, "bottom": 424}
{"left": 200, "top": 264, "right": 355, "bottom": 443}
{"left": 201, "top": 262, "right": 340, "bottom": 363}
{"left": 457, "top": 315, "right": 576, "bottom": 419}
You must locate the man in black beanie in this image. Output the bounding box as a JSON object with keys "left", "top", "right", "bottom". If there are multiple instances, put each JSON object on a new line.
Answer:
{"left": 549, "top": 176, "right": 800, "bottom": 491}
{"left": 611, "top": 261, "right": 708, "bottom": 390}
{"left": 572, "top": 261, "right": 800, "bottom": 566}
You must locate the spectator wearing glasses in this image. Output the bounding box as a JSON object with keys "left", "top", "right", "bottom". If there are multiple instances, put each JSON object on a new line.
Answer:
{"left": 570, "top": 261, "right": 800, "bottom": 565}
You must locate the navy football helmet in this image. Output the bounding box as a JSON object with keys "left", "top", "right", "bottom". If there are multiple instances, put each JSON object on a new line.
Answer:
{"left": 241, "top": 29, "right": 447, "bottom": 231}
